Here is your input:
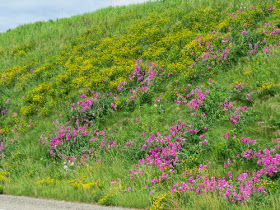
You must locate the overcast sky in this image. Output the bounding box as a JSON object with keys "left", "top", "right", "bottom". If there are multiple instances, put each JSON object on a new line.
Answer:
{"left": 0, "top": 0, "right": 154, "bottom": 32}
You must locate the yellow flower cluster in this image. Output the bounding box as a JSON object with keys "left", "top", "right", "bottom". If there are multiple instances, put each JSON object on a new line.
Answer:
{"left": 0, "top": 1, "right": 277, "bottom": 120}
{"left": 260, "top": 81, "right": 274, "bottom": 91}
{"left": 255, "top": 179, "right": 276, "bottom": 192}
{"left": 0, "top": 65, "right": 25, "bottom": 86}
{"left": 182, "top": 166, "right": 200, "bottom": 177}
{"left": 182, "top": 156, "right": 198, "bottom": 163}
{"left": 150, "top": 192, "right": 171, "bottom": 210}
{"left": 10, "top": 44, "right": 32, "bottom": 57}
{"left": 0, "top": 171, "right": 8, "bottom": 194}
{"left": 262, "top": 180, "right": 276, "bottom": 192}
{"left": 0, "top": 171, "right": 9, "bottom": 182}
{"left": 68, "top": 178, "right": 100, "bottom": 190}
{"left": 0, "top": 126, "right": 9, "bottom": 136}
{"left": 36, "top": 177, "right": 55, "bottom": 185}
{"left": 98, "top": 183, "right": 122, "bottom": 205}
{"left": 178, "top": 156, "right": 199, "bottom": 175}
{"left": 68, "top": 168, "right": 104, "bottom": 190}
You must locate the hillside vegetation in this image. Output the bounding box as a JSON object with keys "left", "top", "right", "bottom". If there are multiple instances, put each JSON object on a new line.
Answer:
{"left": 0, "top": 0, "right": 280, "bottom": 209}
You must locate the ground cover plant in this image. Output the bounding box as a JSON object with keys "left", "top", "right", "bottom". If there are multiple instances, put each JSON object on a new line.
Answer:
{"left": 0, "top": 0, "right": 280, "bottom": 209}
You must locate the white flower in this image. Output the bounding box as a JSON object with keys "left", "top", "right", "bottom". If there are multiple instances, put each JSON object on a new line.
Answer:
{"left": 64, "top": 165, "right": 68, "bottom": 169}
{"left": 154, "top": 104, "right": 158, "bottom": 107}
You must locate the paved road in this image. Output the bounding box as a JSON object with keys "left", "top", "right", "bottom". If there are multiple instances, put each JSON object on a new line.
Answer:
{"left": 0, "top": 195, "right": 127, "bottom": 210}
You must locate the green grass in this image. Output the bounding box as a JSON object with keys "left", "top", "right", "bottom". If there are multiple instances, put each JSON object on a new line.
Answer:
{"left": 0, "top": 0, "right": 280, "bottom": 209}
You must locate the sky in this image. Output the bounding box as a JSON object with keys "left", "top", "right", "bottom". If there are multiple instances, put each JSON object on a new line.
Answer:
{"left": 0, "top": 0, "right": 154, "bottom": 33}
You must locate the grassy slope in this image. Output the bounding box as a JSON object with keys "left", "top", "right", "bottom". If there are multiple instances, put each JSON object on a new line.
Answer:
{"left": 0, "top": 0, "right": 280, "bottom": 209}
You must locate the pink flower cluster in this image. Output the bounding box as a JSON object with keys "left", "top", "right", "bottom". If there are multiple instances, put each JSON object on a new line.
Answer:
{"left": 171, "top": 149, "right": 280, "bottom": 204}
{"left": 1, "top": 109, "right": 7, "bottom": 115}
{"left": 233, "top": 83, "right": 244, "bottom": 94}
{"left": 117, "top": 60, "right": 167, "bottom": 101}
{"left": 221, "top": 97, "right": 248, "bottom": 125}
{"left": 175, "top": 86, "right": 210, "bottom": 116}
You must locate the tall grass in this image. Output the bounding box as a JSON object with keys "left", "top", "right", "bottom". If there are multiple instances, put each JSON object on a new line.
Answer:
{"left": 0, "top": 0, "right": 279, "bottom": 209}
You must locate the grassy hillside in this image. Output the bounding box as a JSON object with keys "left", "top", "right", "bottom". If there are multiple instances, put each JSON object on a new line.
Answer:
{"left": 0, "top": 0, "right": 280, "bottom": 209}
